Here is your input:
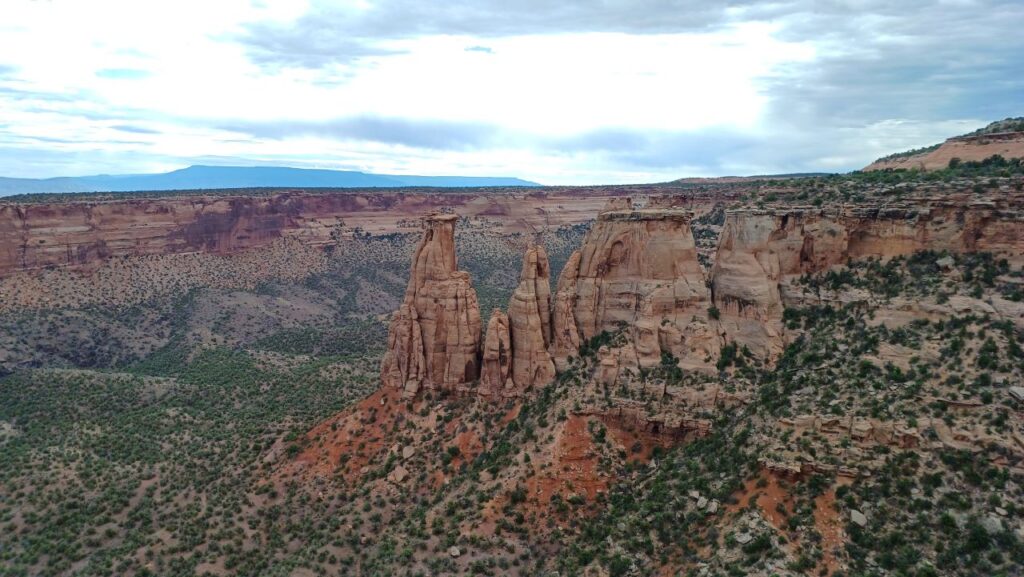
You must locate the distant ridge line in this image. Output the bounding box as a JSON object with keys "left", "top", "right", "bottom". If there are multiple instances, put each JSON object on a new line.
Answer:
{"left": 0, "top": 164, "right": 541, "bottom": 197}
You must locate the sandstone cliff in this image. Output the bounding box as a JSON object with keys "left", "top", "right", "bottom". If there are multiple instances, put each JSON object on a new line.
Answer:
{"left": 508, "top": 245, "right": 556, "bottom": 393}
{"left": 1, "top": 186, "right": 726, "bottom": 277}
{"left": 712, "top": 203, "right": 1024, "bottom": 359}
{"left": 380, "top": 214, "right": 482, "bottom": 397}
{"left": 550, "top": 250, "right": 582, "bottom": 370}
{"left": 553, "top": 199, "right": 719, "bottom": 372}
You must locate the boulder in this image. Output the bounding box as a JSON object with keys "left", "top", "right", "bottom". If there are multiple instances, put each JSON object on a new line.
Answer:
{"left": 387, "top": 465, "right": 409, "bottom": 484}
{"left": 850, "top": 509, "right": 868, "bottom": 528}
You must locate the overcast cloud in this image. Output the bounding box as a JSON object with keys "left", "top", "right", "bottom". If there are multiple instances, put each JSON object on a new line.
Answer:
{"left": 0, "top": 0, "right": 1020, "bottom": 184}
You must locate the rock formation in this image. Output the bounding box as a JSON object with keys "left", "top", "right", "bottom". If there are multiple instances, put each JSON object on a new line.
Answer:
{"left": 711, "top": 204, "right": 1024, "bottom": 359}
{"left": 380, "top": 214, "right": 481, "bottom": 398}
{"left": 709, "top": 212, "right": 789, "bottom": 360}
{"left": 379, "top": 304, "right": 427, "bottom": 394}
{"left": 0, "top": 189, "right": 690, "bottom": 277}
{"left": 478, "top": 309, "right": 512, "bottom": 397}
{"left": 555, "top": 198, "right": 719, "bottom": 371}
{"left": 595, "top": 345, "right": 620, "bottom": 385}
{"left": 550, "top": 250, "right": 582, "bottom": 370}
{"left": 508, "top": 245, "right": 556, "bottom": 392}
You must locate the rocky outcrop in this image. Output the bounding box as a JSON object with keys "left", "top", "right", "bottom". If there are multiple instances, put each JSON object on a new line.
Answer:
{"left": 864, "top": 131, "right": 1024, "bottom": 171}
{"left": 559, "top": 199, "right": 719, "bottom": 371}
{"left": 380, "top": 214, "right": 481, "bottom": 398}
{"left": 596, "top": 345, "right": 620, "bottom": 385}
{"left": 710, "top": 212, "right": 789, "bottom": 360}
{"left": 711, "top": 204, "right": 1024, "bottom": 359}
{"left": 478, "top": 309, "right": 512, "bottom": 397}
{"left": 508, "top": 246, "right": 556, "bottom": 392}
{"left": 550, "top": 250, "right": 582, "bottom": 370}
{"left": 380, "top": 304, "right": 427, "bottom": 395}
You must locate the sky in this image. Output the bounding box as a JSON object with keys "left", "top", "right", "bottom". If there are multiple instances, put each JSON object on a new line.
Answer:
{"left": 0, "top": 0, "right": 1021, "bottom": 185}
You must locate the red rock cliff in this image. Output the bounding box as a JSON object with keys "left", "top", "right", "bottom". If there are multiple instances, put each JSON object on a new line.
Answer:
{"left": 553, "top": 199, "right": 719, "bottom": 372}
{"left": 1, "top": 187, "right": 707, "bottom": 277}
{"left": 711, "top": 202, "right": 1024, "bottom": 359}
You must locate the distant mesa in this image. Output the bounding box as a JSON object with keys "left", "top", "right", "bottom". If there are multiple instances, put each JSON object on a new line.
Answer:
{"left": 864, "top": 117, "right": 1024, "bottom": 171}
{"left": 0, "top": 165, "right": 541, "bottom": 196}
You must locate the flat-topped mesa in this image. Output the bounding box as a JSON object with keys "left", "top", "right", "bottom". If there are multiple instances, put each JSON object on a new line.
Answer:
{"left": 508, "top": 245, "right": 556, "bottom": 393}
{"left": 554, "top": 198, "right": 720, "bottom": 371}
{"left": 380, "top": 213, "right": 482, "bottom": 398}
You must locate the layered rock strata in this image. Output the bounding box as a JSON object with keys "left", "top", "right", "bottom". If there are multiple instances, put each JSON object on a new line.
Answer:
{"left": 380, "top": 214, "right": 482, "bottom": 397}
{"left": 552, "top": 199, "right": 719, "bottom": 371}
{"left": 711, "top": 203, "right": 1024, "bottom": 358}
{"left": 1, "top": 186, "right": 729, "bottom": 277}
{"left": 508, "top": 246, "right": 556, "bottom": 393}
{"left": 383, "top": 199, "right": 1024, "bottom": 396}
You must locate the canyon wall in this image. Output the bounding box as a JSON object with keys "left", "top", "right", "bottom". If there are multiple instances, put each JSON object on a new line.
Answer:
{"left": 544, "top": 198, "right": 1024, "bottom": 374}
{"left": 385, "top": 198, "right": 1023, "bottom": 389}
{"left": 712, "top": 202, "right": 1024, "bottom": 358}
{"left": 0, "top": 186, "right": 726, "bottom": 277}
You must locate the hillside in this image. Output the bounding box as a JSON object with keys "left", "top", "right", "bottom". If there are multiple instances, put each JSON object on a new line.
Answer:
{"left": 865, "top": 118, "right": 1024, "bottom": 171}
{"left": 2, "top": 164, "right": 1024, "bottom": 576}
{"left": 0, "top": 165, "right": 540, "bottom": 196}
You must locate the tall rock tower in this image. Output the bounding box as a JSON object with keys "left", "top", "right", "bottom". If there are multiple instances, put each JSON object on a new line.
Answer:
{"left": 508, "top": 245, "right": 557, "bottom": 393}
{"left": 380, "top": 214, "right": 482, "bottom": 398}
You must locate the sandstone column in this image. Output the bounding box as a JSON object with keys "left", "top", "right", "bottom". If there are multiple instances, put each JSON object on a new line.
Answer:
{"left": 508, "top": 245, "right": 556, "bottom": 392}
{"left": 380, "top": 213, "right": 482, "bottom": 397}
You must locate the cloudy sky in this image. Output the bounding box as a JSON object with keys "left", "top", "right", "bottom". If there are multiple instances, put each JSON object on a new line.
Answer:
{"left": 0, "top": 0, "right": 1021, "bottom": 184}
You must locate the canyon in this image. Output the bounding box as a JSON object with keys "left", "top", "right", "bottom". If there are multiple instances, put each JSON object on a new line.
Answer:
{"left": 6, "top": 167, "right": 1024, "bottom": 577}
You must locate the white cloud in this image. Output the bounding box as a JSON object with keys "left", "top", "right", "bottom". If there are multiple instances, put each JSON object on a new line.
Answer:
{"left": 0, "top": 0, "right": 1019, "bottom": 183}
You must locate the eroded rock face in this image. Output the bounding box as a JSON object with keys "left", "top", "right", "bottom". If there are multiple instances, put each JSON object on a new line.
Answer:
{"left": 710, "top": 212, "right": 789, "bottom": 360}
{"left": 567, "top": 199, "right": 719, "bottom": 371}
{"left": 711, "top": 204, "right": 1024, "bottom": 360}
{"left": 550, "top": 250, "right": 582, "bottom": 370}
{"left": 380, "top": 214, "right": 481, "bottom": 397}
{"left": 479, "top": 309, "right": 512, "bottom": 397}
{"left": 379, "top": 304, "right": 427, "bottom": 397}
{"left": 508, "top": 245, "right": 556, "bottom": 392}
{"left": 1, "top": 189, "right": 692, "bottom": 277}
